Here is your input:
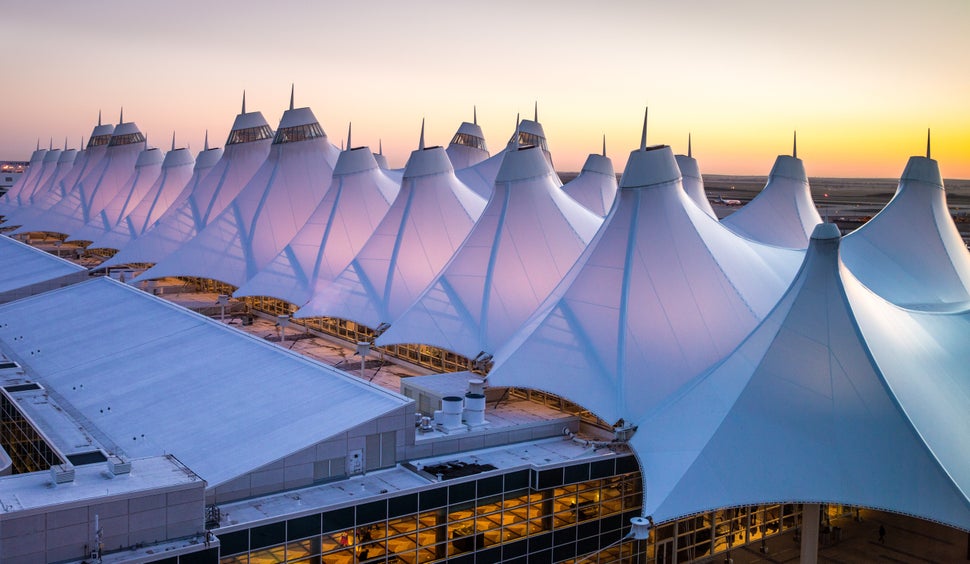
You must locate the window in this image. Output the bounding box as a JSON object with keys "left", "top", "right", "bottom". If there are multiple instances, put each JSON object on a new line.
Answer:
{"left": 227, "top": 125, "right": 274, "bottom": 145}
{"left": 108, "top": 131, "right": 146, "bottom": 147}
{"left": 87, "top": 134, "right": 112, "bottom": 148}
{"left": 273, "top": 123, "right": 325, "bottom": 145}
{"left": 450, "top": 132, "right": 487, "bottom": 151}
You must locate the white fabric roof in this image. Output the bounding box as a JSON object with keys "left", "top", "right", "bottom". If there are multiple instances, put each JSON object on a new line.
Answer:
{"left": 446, "top": 121, "right": 490, "bottom": 170}
{"left": 295, "top": 145, "right": 487, "bottom": 327}
{"left": 101, "top": 113, "right": 270, "bottom": 269}
{"left": 139, "top": 107, "right": 339, "bottom": 287}
{"left": 0, "top": 148, "right": 47, "bottom": 215}
{"left": 29, "top": 149, "right": 77, "bottom": 208}
{"left": 841, "top": 156, "right": 970, "bottom": 310}
{"left": 3, "top": 123, "right": 115, "bottom": 229}
{"left": 630, "top": 224, "right": 970, "bottom": 530}
{"left": 488, "top": 145, "right": 802, "bottom": 426}
{"left": 376, "top": 143, "right": 602, "bottom": 358}
{"left": 675, "top": 153, "right": 716, "bottom": 218}
{"left": 0, "top": 277, "right": 409, "bottom": 488}
{"left": 69, "top": 147, "right": 164, "bottom": 244}
{"left": 562, "top": 153, "right": 617, "bottom": 217}
{"left": 14, "top": 123, "right": 145, "bottom": 237}
{"left": 234, "top": 146, "right": 398, "bottom": 305}
{"left": 721, "top": 155, "right": 821, "bottom": 248}
{"left": 0, "top": 234, "right": 86, "bottom": 294}
{"left": 90, "top": 147, "right": 196, "bottom": 251}
{"left": 454, "top": 119, "right": 548, "bottom": 199}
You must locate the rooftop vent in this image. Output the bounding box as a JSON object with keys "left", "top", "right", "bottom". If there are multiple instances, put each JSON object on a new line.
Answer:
{"left": 66, "top": 451, "right": 107, "bottom": 466}
{"left": 51, "top": 463, "right": 75, "bottom": 484}
{"left": 107, "top": 455, "right": 131, "bottom": 475}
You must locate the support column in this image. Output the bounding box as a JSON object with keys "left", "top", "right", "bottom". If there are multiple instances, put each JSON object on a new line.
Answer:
{"left": 800, "top": 503, "right": 820, "bottom": 564}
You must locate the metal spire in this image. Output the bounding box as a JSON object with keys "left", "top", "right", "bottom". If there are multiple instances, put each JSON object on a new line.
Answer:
{"left": 289, "top": 84, "right": 294, "bottom": 111}
{"left": 514, "top": 113, "right": 521, "bottom": 149}
{"left": 49, "top": 138, "right": 53, "bottom": 150}
{"left": 473, "top": 106, "right": 477, "bottom": 125}
{"left": 64, "top": 137, "right": 68, "bottom": 151}
{"left": 926, "top": 128, "right": 931, "bottom": 159}
{"left": 688, "top": 133, "right": 692, "bottom": 158}
{"left": 418, "top": 118, "right": 426, "bottom": 150}
{"left": 534, "top": 101, "right": 538, "bottom": 122}
{"left": 379, "top": 139, "right": 383, "bottom": 155}
{"left": 241, "top": 90, "right": 247, "bottom": 114}
{"left": 347, "top": 122, "right": 352, "bottom": 149}
{"left": 640, "top": 107, "right": 648, "bottom": 151}
{"left": 119, "top": 107, "right": 124, "bottom": 124}
{"left": 793, "top": 131, "right": 798, "bottom": 158}
{"left": 36, "top": 139, "right": 39, "bottom": 151}
{"left": 171, "top": 131, "right": 176, "bottom": 151}
{"left": 98, "top": 109, "right": 102, "bottom": 126}
{"left": 204, "top": 130, "right": 209, "bottom": 151}
{"left": 602, "top": 134, "right": 607, "bottom": 157}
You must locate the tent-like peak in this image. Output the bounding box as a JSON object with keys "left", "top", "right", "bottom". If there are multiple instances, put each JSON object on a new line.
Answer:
{"left": 273, "top": 107, "right": 327, "bottom": 144}
{"left": 195, "top": 145, "right": 224, "bottom": 170}
{"left": 138, "top": 108, "right": 339, "bottom": 287}
{"left": 630, "top": 223, "right": 970, "bottom": 530}
{"left": 376, "top": 143, "right": 602, "bottom": 358}
{"left": 562, "top": 152, "right": 617, "bottom": 217}
{"left": 108, "top": 122, "right": 146, "bottom": 146}
{"left": 87, "top": 123, "right": 115, "bottom": 147}
{"left": 296, "top": 144, "right": 487, "bottom": 327}
{"left": 103, "top": 111, "right": 272, "bottom": 269}
{"left": 721, "top": 153, "right": 821, "bottom": 248}
{"left": 488, "top": 144, "right": 802, "bottom": 429}
{"left": 0, "top": 148, "right": 48, "bottom": 214}
{"left": 234, "top": 144, "right": 397, "bottom": 305}
{"left": 447, "top": 121, "right": 490, "bottom": 169}
{"left": 841, "top": 155, "right": 970, "bottom": 310}
{"left": 91, "top": 146, "right": 197, "bottom": 251}
{"left": 675, "top": 152, "right": 716, "bottom": 218}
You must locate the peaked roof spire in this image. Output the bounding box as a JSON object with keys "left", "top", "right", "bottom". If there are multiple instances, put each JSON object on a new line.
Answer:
{"left": 347, "top": 122, "right": 352, "bottom": 149}
{"left": 64, "top": 137, "right": 68, "bottom": 151}
{"left": 98, "top": 109, "right": 102, "bottom": 126}
{"left": 241, "top": 90, "right": 247, "bottom": 114}
{"left": 379, "top": 139, "right": 383, "bottom": 155}
{"left": 171, "top": 131, "right": 176, "bottom": 151}
{"left": 49, "top": 138, "right": 53, "bottom": 150}
{"left": 473, "top": 106, "right": 478, "bottom": 125}
{"left": 926, "top": 128, "right": 931, "bottom": 159}
{"left": 793, "top": 130, "right": 798, "bottom": 158}
{"left": 119, "top": 107, "right": 124, "bottom": 124}
{"left": 640, "top": 107, "right": 648, "bottom": 151}
{"left": 36, "top": 138, "right": 39, "bottom": 151}
{"left": 418, "top": 118, "right": 426, "bottom": 150}
{"left": 204, "top": 130, "right": 209, "bottom": 151}
{"left": 514, "top": 113, "right": 521, "bottom": 149}
{"left": 534, "top": 101, "right": 538, "bottom": 122}
{"left": 603, "top": 134, "right": 607, "bottom": 157}
{"left": 688, "top": 133, "right": 692, "bottom": 158}
{"left": 289, "top": 84, "right": 295, "bottom": 111}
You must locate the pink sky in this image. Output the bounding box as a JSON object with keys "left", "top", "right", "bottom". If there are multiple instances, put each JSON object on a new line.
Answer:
{"left": 2, "top": 0, "right": 967, "bottom": 178}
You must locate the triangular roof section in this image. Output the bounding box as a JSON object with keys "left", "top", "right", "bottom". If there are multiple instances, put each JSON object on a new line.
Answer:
{"left": 631, "top": 224, "right": 970, "bottom": 530}
{"left": 14, "top": 121, "right": 146, "bottom": 238}
{"left": 3, "top": 122, "right": 116, "bottom": 229}
{"left": 296, "top": 136, "right": 488, "bottom": 328}
{"left": 69, "top": 145, "right": 164, "bottom": 244}
{"left": 488, "top": 141, "right": 802, "bottom": 428}
{"left": 0, "top": 277, "right": 409, "bottom": 488}
{"left": 233, "top": 139, "right": 398, "bottom": 305}
{"left": 456, "top": 116, "right": 551, "bottom": 199}
{"left": 0, "top": 146, "right": 47, "bottom": 215}
{"left": 841, "top": 150, "right": 970, "bottom": 311}
{"left": 675, "top": 135, "right": 717, "bottom": 218}
{"left": 562, "top": 147, "right": 617, "bottom": 217}
{"left": 446, "top": 110, "right": 490, "bottom": 169}
{"left": 721, "top": 136, "right": 821, "bottom": 248}
{"left": 12, "top": 148, "right": 78, "bottom": 217}
{"left": 101, "top": 103, "right": 270, "bottom": 269}
{"left": 90, "top": 145, "right": 196, "bottom": 251}
{"left": 139, "top": 103, "right": 339, "bottom": 287}
{"left": 0, "top": 234, "right": 86, "bottom": 295}
{"left": 20, "top": 147, "right": 63, "bottom": 207}
{"left": 376, "top": 140, "right": 602, "bottom": 359}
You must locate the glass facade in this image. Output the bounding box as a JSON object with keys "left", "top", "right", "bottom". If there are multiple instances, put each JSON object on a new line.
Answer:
{"left": 87, "top": 134, "right": 113, "bottom": 148}
{"left": 449, "top": 133, "right": 487, "bottom": 151}
{"left": 0, "top": 391, "right": 64, "bottom": 473}
{"left": 217, "top": 459, "right": 642, "bottom": 564}
{"left": 273, "top": 123, "right": 325, "bottom": 145}
{"left": 512, "top": 131, "right": 548, "bottom": 152}
{"left": 227, "top": 125, "right": 275, "bottom": 145}
{"left": 108, "top": 131, "right": 147, "bottom": 147}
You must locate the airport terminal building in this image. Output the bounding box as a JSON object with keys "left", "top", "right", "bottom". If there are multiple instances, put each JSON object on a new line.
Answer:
{"left": 0, "top": 105, "right": 967, "bottom": 564}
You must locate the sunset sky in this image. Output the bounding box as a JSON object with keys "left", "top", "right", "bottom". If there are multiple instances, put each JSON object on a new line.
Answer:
{"left": 2, "top": 0, "right": 967, "bottom": 178}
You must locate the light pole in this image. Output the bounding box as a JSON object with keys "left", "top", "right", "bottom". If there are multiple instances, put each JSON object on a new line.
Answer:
{"left": 216, "top": 295, "right": 229, "bottom": 322}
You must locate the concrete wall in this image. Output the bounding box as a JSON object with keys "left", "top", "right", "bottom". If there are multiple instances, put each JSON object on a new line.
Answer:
{"left": 0, "top": 480, "right": 205, "bottom": 564}
{"left": 210, "top": 404, "right": 414, "bottom": 505}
